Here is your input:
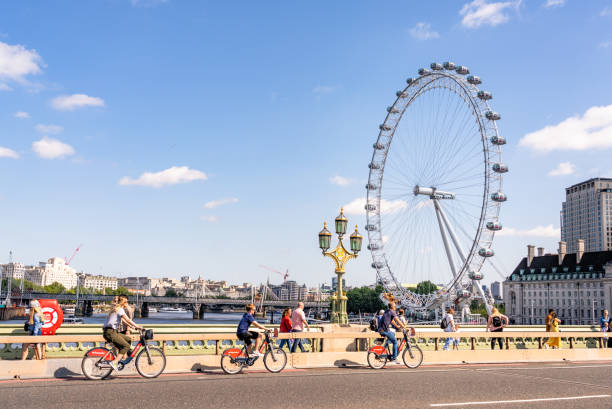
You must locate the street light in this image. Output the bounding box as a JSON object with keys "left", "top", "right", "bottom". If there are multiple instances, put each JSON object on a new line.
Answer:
{"left": 318, "top": 208, "right": 362, "bottom": 324}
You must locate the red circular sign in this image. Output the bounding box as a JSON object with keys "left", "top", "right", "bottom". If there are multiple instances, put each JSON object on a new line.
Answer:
{"left": 38, "top": 299, "right": 64, "bottom": 335}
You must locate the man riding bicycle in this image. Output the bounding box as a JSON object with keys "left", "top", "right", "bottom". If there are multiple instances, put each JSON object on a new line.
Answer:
{"left": 236, "top": 303, "right": 269, "bottom": 356}
{"left": 102, "top": 294, "right": 143, "bottom": 370}
{"left": 379, "top": 301, "right": 407, "bottom": 365}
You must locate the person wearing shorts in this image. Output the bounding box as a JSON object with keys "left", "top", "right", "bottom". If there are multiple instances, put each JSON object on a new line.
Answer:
{"left": 236, "top": 303, "right": 267, "bottom": 356}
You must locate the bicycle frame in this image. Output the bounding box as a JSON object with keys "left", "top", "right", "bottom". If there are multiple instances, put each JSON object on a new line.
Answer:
{"left": 86, "top": 331, "right": 150, "bottom": 364}
{"left": 223, "top": 331, "right": 275, "bottom": 365}
{"left": 369, "top": 330, "right": 414, "bottom": 358}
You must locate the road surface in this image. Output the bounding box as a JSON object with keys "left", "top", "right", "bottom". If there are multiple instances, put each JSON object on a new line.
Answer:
{"left": 1, "top": 361, "right": 611, "bottom": 408}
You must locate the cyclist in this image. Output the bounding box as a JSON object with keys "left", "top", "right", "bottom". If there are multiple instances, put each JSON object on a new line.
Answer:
{"left": 102, "top": 294, "right": 143, "bottom": 369}
{"left": 379, "top": 301, "right": 407, "bottom": 364}
{"left": 236, "top": 303, "right": 268, "bottom": 356}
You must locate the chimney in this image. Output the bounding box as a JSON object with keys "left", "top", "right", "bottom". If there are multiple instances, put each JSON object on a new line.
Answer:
{"left": 537, "top": 247, "right": 545, "bottom": 257}
{"left": 527, "top": 245, "right": 535, "bottom": 266}
{"left": 576, "top": 239, "right": 585, "bottom": 264}
{"left": 558, "top": 241, "right": 566, "bottom": 265}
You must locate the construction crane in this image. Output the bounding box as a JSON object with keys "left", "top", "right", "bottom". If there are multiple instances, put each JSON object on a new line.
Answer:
{"left": 65, "top": 244, "right": 83, "bottom": 266}
{"left": 258, "top": 265, "right": 289, "bottom": 282}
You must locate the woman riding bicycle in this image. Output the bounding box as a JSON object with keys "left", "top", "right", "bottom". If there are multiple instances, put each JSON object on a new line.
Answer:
{"left": 102, "top": 295, "right": 143, "bottom": 369}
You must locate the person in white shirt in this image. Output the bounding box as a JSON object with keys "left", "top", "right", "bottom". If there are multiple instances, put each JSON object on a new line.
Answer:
{"left": 290, "top": 302, "right": 310, "bottom": 353}
{"left": 442, "top": 307, "right": 458, "bottom": 351}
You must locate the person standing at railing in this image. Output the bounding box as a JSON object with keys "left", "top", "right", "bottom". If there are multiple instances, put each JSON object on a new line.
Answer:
{"left": 486, "top": 307, "right": 508, "bottom": 350}
{"left": 278, "top": 308, "right": 293, "bottom": 351}
{"left": 600, "top": 310, "right": 609, "bottom": 348}
{"left": 21, "top": 300, "right": 45, "bottom": 360}
{"left": 545, "top": 311, "right": 561, "bottom": 349}
{"left": 290, "top": 302, "right": 310, "bottom": 353}
{"left": 442, "top": 307, "right": 458, "bottom": 351}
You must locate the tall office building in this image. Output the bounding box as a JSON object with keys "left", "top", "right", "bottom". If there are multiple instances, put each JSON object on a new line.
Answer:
{"left": 561, "top": 178, "right": 612, "bottom": 253}
{"left": 490, "top": 281, "right": 502, "bottom": 300}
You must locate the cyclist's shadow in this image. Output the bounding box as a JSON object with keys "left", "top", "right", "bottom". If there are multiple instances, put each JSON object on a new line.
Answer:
{"left": 191, "top": 363, "right": 219, "bottom": 374}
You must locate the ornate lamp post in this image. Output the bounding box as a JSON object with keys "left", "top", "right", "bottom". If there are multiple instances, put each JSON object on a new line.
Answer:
{"left": 318, "top": 208, "right": 362, "bottom": 324}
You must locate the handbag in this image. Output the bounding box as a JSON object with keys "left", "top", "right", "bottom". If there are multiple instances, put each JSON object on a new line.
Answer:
{"left": 24, "top": 321, "right": 31, "bottom": 332}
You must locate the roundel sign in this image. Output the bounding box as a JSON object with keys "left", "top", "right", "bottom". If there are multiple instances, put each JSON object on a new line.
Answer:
{"left": 39, "top": 299, "right": 64, "bottom": 335}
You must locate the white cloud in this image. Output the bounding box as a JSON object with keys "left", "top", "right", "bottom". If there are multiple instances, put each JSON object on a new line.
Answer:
{"left": 204, "top": 198, "right": 239, "bottom": 209}
{"left": 0, "top": 83, "right": 11, "bottom": 91}
{"left": 0, "top": 41, "right": 44, "bottom": 82}
{"left": 51, "top": 94, "right": 105, "bottom": 111}
{"left": 32, "top": 137, "right": 75, "bottom": 159}
{"left": 329, "top": 175, "right": 352, "bottom": 186}
{"left": 343, "top": 197, "right": 408, "bottom": 216}
{"left": 409, "top": 22, "right": 440, "bottom": 40}
{"left": 312, "top": 85, "right": 338, "bottom": 95}
{"left": 200, "top": 215, "right": 217, "bottom": 223}
{"left": 599, "top": 41, "right": 612, "bottom": 49}
{"left": 460, "top": 0, "right": 521, "bottom": 28}
{"left": 497, "top": 224, "right": 560, "bottom": 237}
{"left": 544, "top": 0, "right": 565, "bottom": 8}
{"left": 548, "top": 161, "right": 576, "bottom": 176}
{"left": 119, "top": 166, "right": 207, "bottom": 188}
{"left": 601, "top": 7, "right": 612, "bottom": 17}
{"left": 0, "top": 147, "right": 19, "bottom": 159}
{"left": 35, "top": 124, "right": 63, "bottom": 134}
{"left": 14, "top": 111, "right": 29, "bottom": 119}
{"left": 519, "top": 104, "right": 612, "bottom": 152}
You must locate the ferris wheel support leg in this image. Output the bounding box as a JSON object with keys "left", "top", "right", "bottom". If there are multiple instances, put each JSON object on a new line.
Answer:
{"left": 436, "top": 201, "right": 466, "bottom": 263}
{"left": 433, "top": 199, "right": 458, "bottom": 278}
{"left": 473, "top": 280, "right": 493, "bottom": 315}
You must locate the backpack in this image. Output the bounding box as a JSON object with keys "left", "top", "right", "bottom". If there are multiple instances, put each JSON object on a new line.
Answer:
{"left": 492, "top": 316, "right": 502, "bottom": 328}
{"left": 23, "top": 321, "right": 30, "bottom": 332}
{"left": 369, "top": 316, "right": 379, "bottom": 332}
{"left": 440, "top": 316, "right": 448, "bottom": 330}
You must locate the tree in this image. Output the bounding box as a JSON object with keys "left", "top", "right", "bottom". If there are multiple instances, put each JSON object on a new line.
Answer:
{"left": 414, "top": 280, "right": 437, "bottom": 295}
{"left": 346, "top": 285, "right": 385, "bottom": 314}
{"left": 43, "top": 282, "right": 66, "bottom": 294}
{"left": 114, "top": 287, "right": 132, "bottom": 296}
{"left": 164, "top": 288, "right": 178, "bottom": 297}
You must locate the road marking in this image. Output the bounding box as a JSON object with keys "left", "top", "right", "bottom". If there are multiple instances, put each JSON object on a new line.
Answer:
{"left": 476, "top": 364, "right": 612, "bottom": 371}
{"left": 430, "top": 394, "right": 611, "bottom": 407}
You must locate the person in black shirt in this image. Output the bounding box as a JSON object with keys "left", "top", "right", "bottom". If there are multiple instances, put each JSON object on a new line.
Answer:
{"left": 378, "top": 301, "right": 407, "bottom": 364}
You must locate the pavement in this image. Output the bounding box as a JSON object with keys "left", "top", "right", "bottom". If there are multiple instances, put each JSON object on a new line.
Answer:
{"left": 1, "top": 361, "right": 611, "bottom": 409}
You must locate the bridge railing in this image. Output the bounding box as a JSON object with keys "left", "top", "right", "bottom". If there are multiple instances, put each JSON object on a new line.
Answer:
{"left": 0, "top": 329, "right": 607, "bottom": 359}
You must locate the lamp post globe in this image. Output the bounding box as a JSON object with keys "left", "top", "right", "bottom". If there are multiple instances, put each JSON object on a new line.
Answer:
{"left": 335, "top": 208, "right": 348, "bottom": 237}
{"left": 318, "top": 222, "right": 332, "bottom": 252}
{"left": 350, "top": 225, "right": 363, "bottom": 253}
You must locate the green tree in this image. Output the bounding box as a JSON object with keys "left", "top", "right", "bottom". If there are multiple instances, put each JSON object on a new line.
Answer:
{"left": 164, "top": 288, "right": 178, "bottom": 297}
{"left": 114, "top": 287, "right": 132, "bottom": 296}
{"left": 346, "top": 285, "right": 385, "bottom": 314}
{"left": 43, "top": 282, "right": 66, "bottom": 294}
{"left": 414, "top": 280, "right": 437, "bottom": 295}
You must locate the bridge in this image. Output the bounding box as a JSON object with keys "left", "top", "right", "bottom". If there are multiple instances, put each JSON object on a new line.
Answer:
{"left": 18, "top": 292, "right": 330, "bottom": 319}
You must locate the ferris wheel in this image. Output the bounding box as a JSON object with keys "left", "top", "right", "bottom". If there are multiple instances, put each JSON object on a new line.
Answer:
{"left": 365, "top": 61, "right": 507, "bottom": 316}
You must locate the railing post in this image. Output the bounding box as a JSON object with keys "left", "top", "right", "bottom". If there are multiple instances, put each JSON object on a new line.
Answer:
{"left": 505, "top": 337, "right": 509, "bottom": 350}
{"left": 215, "top": 340, "right": 220, "bottom": 355}
{"left": 162, "top": 340, "right": 166, "bottom": 355}
{"left": 599, "top": 337, "right": 603, "bottom": 349}
{"left": 569, "top": 337, "right": 574, "bottom": 349}
{"left": 538, "top": 337, "right": 542, "bottom": 349}
{"left": 434, "top": 338, "right": 438, "bottom": 351}
{"left": 470, "top": 337, "right": 475, "bottom": 350}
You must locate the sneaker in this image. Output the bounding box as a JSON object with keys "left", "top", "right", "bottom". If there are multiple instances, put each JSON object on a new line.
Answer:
{"left": 119, "top": 356, "right": 133, "bottom": 366}
{"left": 393, "top": 360, "right": 403, "bottom": 365}
{"left": 251, "top": 351, "right": 263, "bottom": 357}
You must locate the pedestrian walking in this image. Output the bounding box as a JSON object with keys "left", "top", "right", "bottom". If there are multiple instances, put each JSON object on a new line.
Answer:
{"left": 278, "top": 308, "right": 293, "bottom": 351}
{"left": 21, "top": 300, "right": 45, "bottom": 360}
{"left": 486, "top": 307, "right": 508, "bottom": 350}
{"left": 600, "top": 310, "right": 609, "bottom": 348}
{"left": 545, "top": 311, "right": 561, "bottom": 349}
{"left": 442, "top": 307, "right": 457, "bottom": 351}
{"left": 290, "top": 302, "right": 310, "bottom": 353}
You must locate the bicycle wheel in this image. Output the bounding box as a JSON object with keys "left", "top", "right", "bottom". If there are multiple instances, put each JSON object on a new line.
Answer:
{"left": 367, "top": 351, "right": 387, "bottom": 369}
{"left": 135, "top": 346, "right": 166, "bottom": 378}
{"left": 81, "top": 354, "right": 113, "bottom": 380}
{"left": 263, "top": 348, "right": 287, "bottom": 373}
{"left": 402, "top": 343, "right": 423, "bottom": 368}
{"left": 220, "top": 354, "right": 244, "bottom": 374}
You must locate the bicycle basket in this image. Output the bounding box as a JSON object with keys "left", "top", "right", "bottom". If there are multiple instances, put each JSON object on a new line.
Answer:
{"left": 144, "top": 329, "right": 154, "bottom": 340}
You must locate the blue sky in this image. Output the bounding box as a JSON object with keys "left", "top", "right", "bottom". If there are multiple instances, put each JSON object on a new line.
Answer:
{"left": 1, "top": 0, "right": 612, "bottom": 288}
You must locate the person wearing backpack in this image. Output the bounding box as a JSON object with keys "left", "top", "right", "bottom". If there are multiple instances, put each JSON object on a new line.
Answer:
{"left": 486, "top": 307, "right": 508, "bottom": 350}
{"left": 442, "top": 307, "right": 457, "bottom": 351}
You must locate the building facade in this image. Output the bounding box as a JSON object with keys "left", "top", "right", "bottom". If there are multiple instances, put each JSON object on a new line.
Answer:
{"left": 561, "top": 178, "right": 612, "bottom": 253}
{"left": 27, "top": 257, "right": 78, "bottom": 289}
{"left": 80, "top": 274, "right": 118, "bottom": 291}
{"left": 503, "top": 242, "right": 612, "bottom": 325}
{"left": 0, "top": 262, "right": 25, "bottom": 280}
{"left": 490, "top": 281, "right": 502, "bottom": 300}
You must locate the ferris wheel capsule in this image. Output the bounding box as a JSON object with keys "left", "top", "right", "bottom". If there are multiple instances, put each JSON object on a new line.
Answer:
{"left": 367, "top": 243, "right": 380, "bottom": 250}
{"left": 406, "top": 77, "right": 414, "bottom": 84}
{"left": 368, "top": 162, "right": 380, "bottom": 170}
{"left": 372, "top": 261, "right": 384, "bottom": 269}
{"left": 365, "top": 203, "right": 377, "bottom": 211}
{"left": 387, "top": 106, "right": 400, "bottom": 114}
{"left": 468, "top": 271, "right": 484, "bottom": 280}
{"left": 486, "top": 221, "right": 503, "bottom": 231}
{"left": 396, "top": 91, "right": 408, "bottom": 98}
{"left": 443, "top": 61, "right": 456, "bottom": 70}
{"left": 477, "top": 91, "right": 492, "bottom": 100}
{"left": 479, "top": 248, "right": 495, "bottom": 257}
{"left": 491, "top": 191, "right": 507, "bottom": 202}
{"left": 492, "top": 163, "right": 508, "bottom": 173}
{"left": 430, "top": 62, "right": 443, "bottom": 71}
{"left": 366, "top": 183, "right": 378, "bottom": 190}
{"left": 373, "top": 142, "right": 386, "bottom": 150}
{"left": 418, "top": 68, "right": 430, "bottom": 75}
{"left": 365, "top": 224, "right": 377, "bottom": 231}
{"left": 467, "top": 75, "right": 482, "bottom": 85}
{"left": 380, "top": 124, "right": 392, "bottom": 131}
{"left": 490, "top": 135, "right": 506, "bottom": 145}
{"left": 486, "top": 111, "right": 501, "bottom": 120}
{"left": 455, "top": 66, "right": 470, "bottom": 75}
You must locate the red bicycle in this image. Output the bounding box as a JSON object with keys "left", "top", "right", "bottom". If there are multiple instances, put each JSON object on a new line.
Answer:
{"left": 367, "top": 327, "right": 423, "bottom": 369}
{"left": 81, "top": 328, "right": 166, "bottom": 380}
{"left": 221, "top": 329, "right": 287, "bottom": 374}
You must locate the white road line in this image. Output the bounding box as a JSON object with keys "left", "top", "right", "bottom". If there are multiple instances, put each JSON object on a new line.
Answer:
{"left": 430, "top": 394, "right": 611, "bottom": 407}
{"left": 476, "top": 364, "right": 612, "bottom": 371}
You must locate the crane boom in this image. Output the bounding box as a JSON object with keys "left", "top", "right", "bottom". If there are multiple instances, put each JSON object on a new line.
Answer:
{"left": 66, "top": 244, "right": 83, "bottom": 265}
{"left": 258, "top": 265, "right": 290, "bottom": 282}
